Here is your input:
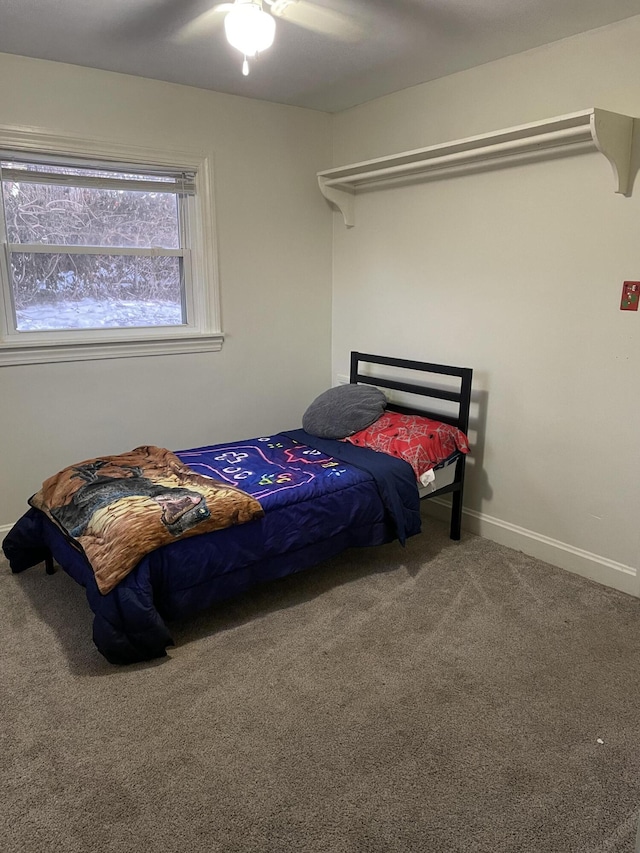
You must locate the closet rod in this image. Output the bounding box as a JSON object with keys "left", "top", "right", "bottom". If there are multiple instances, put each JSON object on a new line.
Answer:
{"left": 318, "top": 108, "right": 635, "bottom": 226}
{"left": 321, "top": 125, "right": 590, "bottom": 189}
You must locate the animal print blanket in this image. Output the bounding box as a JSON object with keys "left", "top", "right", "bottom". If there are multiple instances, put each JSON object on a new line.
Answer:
{"left": 29, "top": 445, "right": 264, "bottom": 594}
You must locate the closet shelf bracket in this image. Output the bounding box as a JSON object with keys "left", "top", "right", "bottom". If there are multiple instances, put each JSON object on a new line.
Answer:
{"left": 317, "top": 108, "right": 634, "bottom": 227}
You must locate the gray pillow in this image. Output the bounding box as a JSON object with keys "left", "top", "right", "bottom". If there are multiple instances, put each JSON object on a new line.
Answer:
{"left": 302, "top": 384, "right": 387, "bottom": 440}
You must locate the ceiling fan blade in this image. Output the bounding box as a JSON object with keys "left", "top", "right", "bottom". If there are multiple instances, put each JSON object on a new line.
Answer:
{"left": 173, "top": 3, "right": 235, "bottom": 42}
{"left": 271, "top": 0, "right": 363, "bottom": 41}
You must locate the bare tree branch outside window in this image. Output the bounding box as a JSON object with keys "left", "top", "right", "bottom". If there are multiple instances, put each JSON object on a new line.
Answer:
{"left": 1, "top": 160, "right": 187, "bottom": 330}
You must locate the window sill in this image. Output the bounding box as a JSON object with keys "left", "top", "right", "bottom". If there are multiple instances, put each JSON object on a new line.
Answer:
{"left": 0, "top": 331, "right": 224, "bottom": 366}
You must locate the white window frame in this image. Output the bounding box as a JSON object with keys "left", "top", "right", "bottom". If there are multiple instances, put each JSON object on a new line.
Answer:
{"left": 0, "top": 127, "right": 223, "bottom": 366}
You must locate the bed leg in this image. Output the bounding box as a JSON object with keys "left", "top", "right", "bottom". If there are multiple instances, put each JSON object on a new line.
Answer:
{"left": 44, "top": 551, "right": 56, "bottom": 575}
{"left": 450, "top": 492, "right": 463, "bottom": 540}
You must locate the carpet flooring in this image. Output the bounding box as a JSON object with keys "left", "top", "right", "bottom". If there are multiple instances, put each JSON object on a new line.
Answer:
{"left": 2, "top": 516, "right": 640, "bottom": 853}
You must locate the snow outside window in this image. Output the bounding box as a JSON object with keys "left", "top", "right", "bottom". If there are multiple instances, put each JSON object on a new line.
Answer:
{"left": 0, "top": 131, "right": 222, "bottom": 365}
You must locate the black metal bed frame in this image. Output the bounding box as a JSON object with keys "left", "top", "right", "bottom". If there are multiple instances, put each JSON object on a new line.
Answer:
{"left": 349, "top": 351, "right": 473, "bottom": 540}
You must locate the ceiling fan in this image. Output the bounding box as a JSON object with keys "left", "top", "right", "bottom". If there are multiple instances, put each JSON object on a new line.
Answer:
{"left": 177, "top": 0, "right": 363, "bottom": 76}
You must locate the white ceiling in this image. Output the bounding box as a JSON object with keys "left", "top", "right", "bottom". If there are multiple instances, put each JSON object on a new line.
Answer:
{"left": 2, "top": 0, "right": 640, "bottom": 113}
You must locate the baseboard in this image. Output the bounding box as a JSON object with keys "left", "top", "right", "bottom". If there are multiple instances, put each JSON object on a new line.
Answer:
{"left": 425, "top": 499, "right": 638, "bottom": 598}
{"left": 4, "top": 507, "right": 637, "bottom": 599}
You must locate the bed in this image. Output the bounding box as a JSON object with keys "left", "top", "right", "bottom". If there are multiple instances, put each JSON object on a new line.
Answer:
{"left": 3, "top": 352, "right": 472, "bottom": 664}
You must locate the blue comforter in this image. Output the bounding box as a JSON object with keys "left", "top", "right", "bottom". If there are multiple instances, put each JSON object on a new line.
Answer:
{"left": 3, "top": 431, "right": 420, "bottom": 664}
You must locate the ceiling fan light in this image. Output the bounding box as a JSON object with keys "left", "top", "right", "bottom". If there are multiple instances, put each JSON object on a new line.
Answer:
{"left": 224, "top": 3, "right": 276, "bottom": 58}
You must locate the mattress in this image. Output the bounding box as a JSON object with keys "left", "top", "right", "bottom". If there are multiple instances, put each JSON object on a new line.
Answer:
{"left": 418, "top": 455, "right": 458, "bottom": 497}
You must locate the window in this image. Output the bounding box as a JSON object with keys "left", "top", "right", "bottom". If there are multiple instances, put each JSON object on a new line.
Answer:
{"left": 0, "top": 130, "right": 222, "bottom": 365}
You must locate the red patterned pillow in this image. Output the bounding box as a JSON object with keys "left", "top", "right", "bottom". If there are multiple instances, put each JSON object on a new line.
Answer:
{"left": 344, "top": 412, "right": 469, "bottom": 481}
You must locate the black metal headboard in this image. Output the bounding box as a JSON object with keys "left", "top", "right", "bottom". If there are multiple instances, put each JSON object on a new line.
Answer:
{"left": 349, "top": 352, "right": 472, "bottom": 434}
{"left": 349, "top": 351, "right": 473, "bottom": 540}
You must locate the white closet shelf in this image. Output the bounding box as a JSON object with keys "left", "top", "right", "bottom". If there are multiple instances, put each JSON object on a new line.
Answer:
{"left": 318, "top": 108, "right": 634, "bottom": 226}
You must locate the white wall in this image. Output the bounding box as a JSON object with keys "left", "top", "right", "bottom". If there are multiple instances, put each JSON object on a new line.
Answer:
{"left": 331, "top": 18, "right": 640, "bottom": 595}
{"left": 0, "top": 53, "right": 333, "bottom": 527}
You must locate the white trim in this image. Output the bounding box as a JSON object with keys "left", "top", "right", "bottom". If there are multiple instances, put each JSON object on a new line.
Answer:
{"left": 0, "top": 330, "right": 224, "bottom": 365}
{"left": 4, "top": 507, "right": 636, "bottom": 599}
{"left": 0, "top": 522, "right": 14, "bottom": 539}
{"left": 0, "top": 125, "right": 223, "bottom": 364}
{"left": 425, "top": 499, "right": 638, "bottom": 597}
